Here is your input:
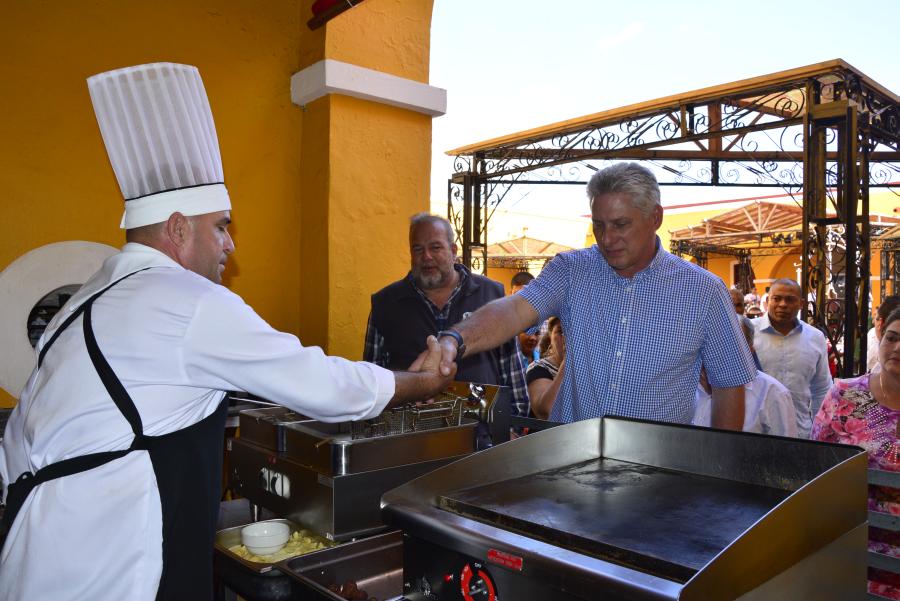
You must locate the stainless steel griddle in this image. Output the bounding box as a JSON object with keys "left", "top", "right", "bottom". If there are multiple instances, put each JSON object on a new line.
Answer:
{"left": 437, "top": 457, "right": 792, "bottom": 583}
{"left": 382, "top": 416, "right": 868, "bottom": 600}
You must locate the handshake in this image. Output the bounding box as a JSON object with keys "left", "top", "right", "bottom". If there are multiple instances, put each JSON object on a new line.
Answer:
{"left": 389, "top": 334, "right": 464, "bottom": 407}
{"left": 409, "top": 333, "right": 461, "bottom": 376}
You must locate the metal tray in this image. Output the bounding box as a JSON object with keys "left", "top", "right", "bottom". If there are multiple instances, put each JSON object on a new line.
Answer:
{"left": 281, "top": 419, "right": 477, "bottom": 476}
{"left": 238, "top": 406, "right": 313, "bottom": 452}
{"left": 277, "top": 530, "right": 403, "bottom": 600}
{"left": 214, "top": 519, "right": 333, "bottom": 575}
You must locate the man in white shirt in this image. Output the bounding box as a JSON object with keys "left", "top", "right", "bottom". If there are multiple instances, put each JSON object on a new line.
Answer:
{"left": 753, "top": 278, "right": 832, "bottom": 438}
{"left": 694, "top": 316, "right": 798, "bottom": 437}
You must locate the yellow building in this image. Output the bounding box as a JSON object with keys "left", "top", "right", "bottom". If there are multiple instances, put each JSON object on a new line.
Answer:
{"left": 0, "top": 0, "right": 443, "bottom": 407}
{"left": 664, "top": 190, "right": 899, "bottom": 300}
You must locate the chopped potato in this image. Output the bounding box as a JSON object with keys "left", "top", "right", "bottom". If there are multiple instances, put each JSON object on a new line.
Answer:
{"left": 229, "top": 529, "right": 333, "bottom": 563}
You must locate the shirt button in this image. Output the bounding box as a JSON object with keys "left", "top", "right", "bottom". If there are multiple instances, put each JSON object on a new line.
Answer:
{"left": 610, "top": 384, "right": 618, "bottom": 390}
{"left": 625, "top": 287, "right": 632, "bottom": 292}
{"left": 616, "top": 351, "right": 622, "bottom": 357}
{"left": 621, "top": 317, "right": 628, "bottom": 324}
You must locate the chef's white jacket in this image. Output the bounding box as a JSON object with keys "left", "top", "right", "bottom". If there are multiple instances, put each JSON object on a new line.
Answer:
{"left": 0, "top": 243, "right": 394, "bottom": 601}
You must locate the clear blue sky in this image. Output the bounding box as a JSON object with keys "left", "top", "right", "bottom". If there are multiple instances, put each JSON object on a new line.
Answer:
{"left": 429, "top": 0, "right": 900, "bottom": 239}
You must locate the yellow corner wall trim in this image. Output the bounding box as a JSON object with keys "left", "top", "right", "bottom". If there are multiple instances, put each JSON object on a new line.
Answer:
{"left": 290, "top": 59, "right": 447, "bottom": 117}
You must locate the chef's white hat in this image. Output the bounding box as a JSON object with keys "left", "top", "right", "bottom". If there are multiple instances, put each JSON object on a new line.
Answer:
{"left": 87, "top": 62, "right": 231, "bottom": 229}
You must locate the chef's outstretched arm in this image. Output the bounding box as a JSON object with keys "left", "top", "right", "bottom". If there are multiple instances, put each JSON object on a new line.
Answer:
{"left": 438, "top": 295, "right": 538, "bottom": 376}
{"left": 388, "top": 335, "right": 457, "bottom": 407}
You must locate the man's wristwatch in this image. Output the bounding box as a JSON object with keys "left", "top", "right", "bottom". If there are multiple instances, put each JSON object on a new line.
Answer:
{"left": 437, "top": 329, "right": 466, "bottom": 361}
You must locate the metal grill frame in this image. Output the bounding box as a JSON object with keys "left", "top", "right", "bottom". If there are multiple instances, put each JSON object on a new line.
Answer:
{"left": 350, "top": 397, "right": 466, "bottom": 440}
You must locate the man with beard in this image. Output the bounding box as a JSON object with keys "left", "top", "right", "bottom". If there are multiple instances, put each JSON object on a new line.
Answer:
{"left": 364, "top": 213, "right": 529, "bottom": 428}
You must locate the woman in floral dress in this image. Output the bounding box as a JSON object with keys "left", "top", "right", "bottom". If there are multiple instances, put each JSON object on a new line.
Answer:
{"left": 811, "top": 308, "right": 900, "bottom": 599}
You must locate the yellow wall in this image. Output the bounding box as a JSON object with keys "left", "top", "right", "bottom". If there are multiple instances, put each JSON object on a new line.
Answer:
{"left": 325, "top": 0, "right": 431, "bottom": 83}
{"left": 872, "top": 250, "right": 883, "bottom": 301}
{"left": 703, "top": 257, "right": 732, "bottom": 287}
{"left": 324, "top": 95, "right": 432, "bottom": 358}
{"left": 485, "top": 267, "right": 521, "bottom": 292}
{"left": 0, "top": 1, "right": 307, "bottom": 407}
{"left": 2, "top": 0, "right": 308, "bottom": 325}
{"left": 0, "top": 0, "right": 436, "bottom": 405}
{"left": 299, "top": 0, "right": 435, "bottom": 359}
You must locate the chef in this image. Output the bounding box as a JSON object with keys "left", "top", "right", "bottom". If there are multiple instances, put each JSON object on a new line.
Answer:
{"left": 0, "top": 63, "right": 453, "bottom": 601}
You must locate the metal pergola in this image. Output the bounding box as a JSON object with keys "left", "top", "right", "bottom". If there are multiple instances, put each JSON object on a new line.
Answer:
{"left": 446, "top": 59, "right": 900, "bottom": 376}
{"left": 485, "top": 235, "right": 574, "bottom": 272}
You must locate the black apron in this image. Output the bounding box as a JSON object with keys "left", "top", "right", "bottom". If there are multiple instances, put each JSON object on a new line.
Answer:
{"left": 2, "top": 269, "right": 228, "bottom": 601}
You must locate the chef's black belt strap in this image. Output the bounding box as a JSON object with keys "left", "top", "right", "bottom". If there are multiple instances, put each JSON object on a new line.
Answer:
{"left": 37, "top": 268, "right": 152, "bottom": 369}
{"left": 2, "top": 437, "right": 151, "bottom": 535}
{"left": 4, "top": 267, "right": 154, "bottom": 535}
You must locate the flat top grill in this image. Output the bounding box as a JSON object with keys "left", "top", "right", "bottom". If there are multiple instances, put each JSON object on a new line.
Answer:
{"left": 438, "top": 456, "right": 791, "bottom": 582}
{"left": 384, "top": 417, "right": 868, "bottom": 600}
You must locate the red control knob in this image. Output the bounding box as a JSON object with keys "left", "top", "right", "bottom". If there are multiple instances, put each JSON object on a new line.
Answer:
{"left": 460, "top": 563, "right": 496, "bottom": 601}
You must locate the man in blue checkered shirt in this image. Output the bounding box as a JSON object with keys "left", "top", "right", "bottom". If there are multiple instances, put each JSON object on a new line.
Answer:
{"left": 435, "top": 163, "right": 755, "bottom": 428}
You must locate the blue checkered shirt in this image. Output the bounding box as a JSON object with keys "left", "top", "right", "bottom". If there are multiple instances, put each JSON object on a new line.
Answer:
{"left": 518, "top": 240, "right": 755, "bottom": 423}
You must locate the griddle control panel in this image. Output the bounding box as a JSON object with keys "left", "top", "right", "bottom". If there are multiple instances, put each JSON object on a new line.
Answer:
{"left": 402, "top": 534, "right": 582, "bottom": 601}
{"left": 403, "top": 550, "right": 498, "bottom": 600}
{"left": 402, "top": 535, "right": 498, "bottom": 601}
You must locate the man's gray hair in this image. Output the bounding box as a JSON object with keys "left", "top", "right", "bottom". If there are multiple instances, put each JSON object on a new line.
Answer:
{"left": 409, "top": 212, "right": 455, "bottom": 246}
{"left": 586, "top": 162, "right": 661, "bottom": 215}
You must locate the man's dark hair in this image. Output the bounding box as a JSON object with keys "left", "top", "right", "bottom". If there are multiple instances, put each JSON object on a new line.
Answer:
{"left": 884, "top": 306, "right": 900, "bottom": 331}
{"left": 771, "top": 278, "right": 801, "bottom": 295}
{"left": 877, "top": 295, "right": 900, "bottom": 321}
{"left": 511, "top": 271, "right": 534, "bottom": 288}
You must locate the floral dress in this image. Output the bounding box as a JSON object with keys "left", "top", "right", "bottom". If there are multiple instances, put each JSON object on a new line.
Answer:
{"left": 811, "top": 374, "right": 900, "bottom": 599}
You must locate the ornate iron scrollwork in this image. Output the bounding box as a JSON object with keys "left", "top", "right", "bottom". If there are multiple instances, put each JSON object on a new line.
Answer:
{"left": 447, "top": 64, "right": 899, "bottom": 373}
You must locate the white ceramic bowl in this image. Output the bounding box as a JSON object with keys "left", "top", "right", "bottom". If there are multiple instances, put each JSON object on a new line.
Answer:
{"left": 241, "top": 521, "right": 290, "bottom": 555}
